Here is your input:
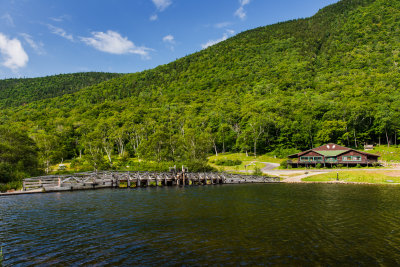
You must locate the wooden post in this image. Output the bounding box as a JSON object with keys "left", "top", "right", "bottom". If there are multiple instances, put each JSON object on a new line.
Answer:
{"left": 155, "top": 175, "right": 158, "bottom": 187}
{"left": 137, "top": 175, "right": 141, "bottom": 187}
{"left": 127, "top": 173, "right": 131, "bottom": 188}
{"left": 337, "top": 172, "right": 339, "bottom": 181}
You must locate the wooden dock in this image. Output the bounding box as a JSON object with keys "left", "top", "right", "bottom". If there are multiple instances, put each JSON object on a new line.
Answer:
{"left": 22, "top": 171, "right": 280, "bottom": 193}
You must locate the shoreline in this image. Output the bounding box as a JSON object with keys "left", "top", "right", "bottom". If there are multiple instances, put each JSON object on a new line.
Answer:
{"left": 2, "top": 179, "right": 399, "bottom": 197}
{"left": 1, "top": 171, "right": 280, "bottom": 196}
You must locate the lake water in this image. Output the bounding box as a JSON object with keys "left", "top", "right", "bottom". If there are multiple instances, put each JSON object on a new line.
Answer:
{"left": 1, "top": 184, "right": 400, "bottom": 265}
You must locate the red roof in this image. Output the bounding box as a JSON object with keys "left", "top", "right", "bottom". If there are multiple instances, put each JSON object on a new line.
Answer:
{"left": 313, "top": 143, "right": 349, "bottom": 151}
{"left": 288, "top": 143, "right": 379, "bottom": 158}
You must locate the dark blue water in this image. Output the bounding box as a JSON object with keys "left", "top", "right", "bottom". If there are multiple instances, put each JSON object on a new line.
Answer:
{"left": 1, "top": 184, "right": 400, "bottom": 265}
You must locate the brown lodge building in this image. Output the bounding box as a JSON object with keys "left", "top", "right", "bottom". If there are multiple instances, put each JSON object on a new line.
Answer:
{"left": 287, "top": 143, "right": 380, "bottom": 168}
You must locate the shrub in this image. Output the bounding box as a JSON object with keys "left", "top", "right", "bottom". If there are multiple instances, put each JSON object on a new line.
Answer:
{"left": 70, "top": 158, "right": 83, "bottom": 168}
{"left": 185, "top": 161, "right": 216, "bottom": 172}
{"left": 280, "top": 160, "right": 288, "bottom": 169}
{"left": 0, "top": 180, "right": 22, "bottom": 192}
{"left": 0, "top": 162, "right": 13, "bottom": 184}
{"left": 372, "top": 162, "right": 380, "bottom": 167}
{"left": 356, "top": 164, "right": 362, "bottom": 168}
{"left": 316, "top": 163, "right": 322, "bottom": 169}
{"left": 337, "top": 164, "right": 344, "bottom": 168}
{"left": 253, "top": 167, "right": 263, "bottom": 176}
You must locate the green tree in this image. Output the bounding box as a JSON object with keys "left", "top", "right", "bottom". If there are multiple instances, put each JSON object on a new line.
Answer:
{"left": 0, "top": 126, "right": 40, "bottom": 183}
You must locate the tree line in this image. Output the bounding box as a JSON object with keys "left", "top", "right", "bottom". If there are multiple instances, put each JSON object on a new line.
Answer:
{"left": 1, "top": 0, "right": 400, "bottom": 183}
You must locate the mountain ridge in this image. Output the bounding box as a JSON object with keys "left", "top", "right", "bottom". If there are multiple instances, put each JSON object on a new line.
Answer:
{"left": 1, "top": 0, "right": 399, "bottom": 170}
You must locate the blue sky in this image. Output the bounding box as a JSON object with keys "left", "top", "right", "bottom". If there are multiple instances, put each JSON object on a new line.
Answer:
{"left": 0, "top": 0, "right": 339, "bottom": 78}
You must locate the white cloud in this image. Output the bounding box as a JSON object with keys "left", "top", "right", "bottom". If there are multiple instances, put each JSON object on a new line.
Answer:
{"left": 201, "top": 30, "right": 235, "bottom": 49}
{"left": 234, "top": 0, "right": 251, "bottom": 20}
{"left": 1, "top": 13, "right": 14, "bottom": 27}
{"left": 152, "top": 0, "right": 172, "bottom": 12}
{"left": 80, "top": 30, "right": 152, "bottom": 56}
{"left": 163, "top": 35, "right": 175, "bottom": 44}
{"left": 50, "top": 17, "right": 63, "bottom": 22}
{"left": 163, "top": 34, "right": 175, "bottom": 51}
{"left": 49, "top": 15, "right": 70, "bottom": 22}
{"left": 215, "top": 22, "right": 232, "bottom": 29}
{"left": 20, "top": 33, "right": 45, "bottom": 55}
{"left": 150, "top": 14, "right": 158, "bottom": 21}
{"left": 234, "top": 7, "right": 246, "bottom": 20}
{"left": 201, "top": 34, "right": 228, "bottom": 49}
{"left": 0, "top": 33, "right": 28, "bottom": 70}
{"left": 47, "top": 24, "right": 74, "bottom": 41}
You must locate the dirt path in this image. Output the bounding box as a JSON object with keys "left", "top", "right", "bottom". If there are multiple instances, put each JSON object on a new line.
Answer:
{"left": 261, "top": 164, "right": 400, "bottom": 183}
{"left": 261, "top": 162, "right": 280, "bottom": 171}
{"left": 281, "top": 172, "right": 326, "bottom": 183}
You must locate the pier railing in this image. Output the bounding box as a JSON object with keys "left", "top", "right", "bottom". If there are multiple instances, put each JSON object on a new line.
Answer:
{"left": 22, "top": 171, "right": 280, "bottom": 192}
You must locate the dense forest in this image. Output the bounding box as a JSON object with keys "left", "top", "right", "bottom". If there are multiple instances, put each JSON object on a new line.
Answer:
{"left": 0, "top": 72, "right": 121, "bottom": 108}
{"left": 1, "top": 0, "right": 400, "bottom": 180}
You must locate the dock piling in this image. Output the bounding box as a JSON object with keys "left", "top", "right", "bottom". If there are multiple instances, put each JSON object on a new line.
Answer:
{"left": 19, "top": 171, "right": 280, "bottom": 193}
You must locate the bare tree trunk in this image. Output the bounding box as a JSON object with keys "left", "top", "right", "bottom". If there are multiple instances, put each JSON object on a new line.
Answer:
{"left": 353, "top": 129, "right": 357, "bottom": 148}
{"left": 254, "top": 139, "right": 257, "bottom": 157}
{"left": 386, "top": 128, "right": 390, "bottom": 148}
{"left": 116, "top": 137, "right": 125, "bottom": 156}
{"left": 103, "top": 144, "right": 113, "bottom": 163}
{"left": 222, "top": 137, "right": 225, "bottom": 154}
{"left": 213, "top": 140, "right": 218, "bottom": 156}
{"left": 46, "top": 160, "right": 50, "bottom": 174}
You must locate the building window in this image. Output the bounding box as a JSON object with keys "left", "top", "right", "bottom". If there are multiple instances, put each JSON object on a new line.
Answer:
{"left": 326, "top": 157, "right": 337, "bottom": 162}
{"left": 300, "top": 156, "right": 323, "bottom": 162}
{"left": 342, "top": 156, "right": 362, "bottom": 161}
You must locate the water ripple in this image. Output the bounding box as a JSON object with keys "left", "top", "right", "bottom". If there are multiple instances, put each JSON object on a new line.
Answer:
{"left": 2, "top": 184, "right": 400, "bottom": 265}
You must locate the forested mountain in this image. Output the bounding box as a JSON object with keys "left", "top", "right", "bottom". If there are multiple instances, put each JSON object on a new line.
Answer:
{"left": 1, "top": 0, "right": 399, "bottom": 172}
{"left": 0, "top": 72, "right": 122, "bottom": 108}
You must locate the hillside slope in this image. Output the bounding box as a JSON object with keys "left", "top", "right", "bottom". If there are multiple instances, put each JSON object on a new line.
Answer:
{"left": 0, "top": 72, "right": 122, "bottom": 108}
{"left": 1, "top": 0, "right": 399, "bottom": 167}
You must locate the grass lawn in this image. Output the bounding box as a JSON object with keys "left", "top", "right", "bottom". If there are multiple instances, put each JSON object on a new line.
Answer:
{"left": 207, "top": 153, "right": 284, "bottom": 173}
{"left": 368, "top": 145, "right": 400, "bottom": 162}
{"left": 303, "top": 170, "right": 400, "bottom": 184}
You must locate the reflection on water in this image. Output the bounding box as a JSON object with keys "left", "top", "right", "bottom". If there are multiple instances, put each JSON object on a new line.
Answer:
{"left": 1, "top": 184, "right": 400, "bottom": 265}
